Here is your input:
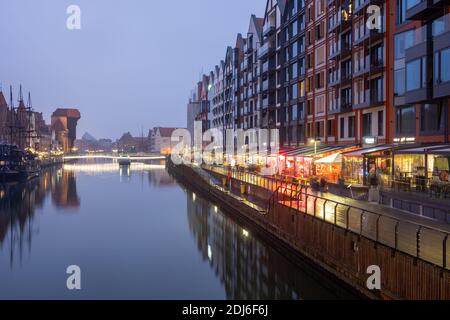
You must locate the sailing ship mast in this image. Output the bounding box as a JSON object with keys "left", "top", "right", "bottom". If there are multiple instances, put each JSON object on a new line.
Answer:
{"left": 8, "top": 85, "right": 15, "bottom": 146}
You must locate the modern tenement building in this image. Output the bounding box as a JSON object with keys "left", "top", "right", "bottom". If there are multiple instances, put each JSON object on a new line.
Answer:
{"left": 187, "top": 0, "right": 450, "bottom": 149}
{"left": 392, "top": 0, "right": 450, "bottom": 144}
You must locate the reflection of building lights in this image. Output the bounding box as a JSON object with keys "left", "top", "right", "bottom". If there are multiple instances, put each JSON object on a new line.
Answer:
{"left": 63, "top": 163, "right": 165, "bottom": 173}
{"left": 0, "top": 190, "right": 5, "bottom": 199}
{"left": 242, "top": 229, "right": 249, "bottom": 237}
{"left": 214, "top": 206, "right": 218, "bottom": 213}
{"left": 192, "top": 193, "right": 196, "bottom": 201}
{"left": 207, "top": 245, "right": 212, "bottom": 261}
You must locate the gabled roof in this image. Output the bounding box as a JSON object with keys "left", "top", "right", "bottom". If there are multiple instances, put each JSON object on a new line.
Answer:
{"left": 0, "top": 91, "right": 7, "bottom": 108}
{"left": 278, "top": 0, "right": 288, "bottom": 16}
{"left": 156, "top": 127, "right": 181, "bottom": 138}
{"left": 248, "top": 15, "right": 264, "bottom": 43}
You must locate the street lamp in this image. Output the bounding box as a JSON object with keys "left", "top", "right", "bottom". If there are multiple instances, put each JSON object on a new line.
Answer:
{"left": 309, "top": 138, "right": 321, "bottom": 155}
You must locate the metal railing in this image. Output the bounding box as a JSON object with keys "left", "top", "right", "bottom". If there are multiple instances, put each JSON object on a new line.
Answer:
{"left": 203, "top": 164, "right": 450, "bottom": 270}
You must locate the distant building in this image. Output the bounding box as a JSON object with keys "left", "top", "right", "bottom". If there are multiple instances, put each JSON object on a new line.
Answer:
{"left": 116, "top": 132, "right": 148, "bottom": 153}
{"left": 51, "top": 108, "right": 81, "bottom": 152}
{"left": 149, "top": 127, "right": 183, "bottom": 155}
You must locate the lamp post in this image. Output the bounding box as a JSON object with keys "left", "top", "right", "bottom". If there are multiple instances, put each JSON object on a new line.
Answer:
{"left": 309, "top": 138, "right": 321, "bottom": 155}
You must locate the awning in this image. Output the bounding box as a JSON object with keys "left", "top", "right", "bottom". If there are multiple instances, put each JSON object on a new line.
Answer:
{"left": 283, "top": 145, "right": 353, "bottom": 158}
{"left": 343, "top": 145, "right": 393, "bottom": 157}
{"left": 315, "top": 153, "right": 343, "bottom": 164}
{"left": 394, "top": 144, "right": 450, "bottom": 155}
{"left": 431, "top": 148, "right": 450, "bottom": 155}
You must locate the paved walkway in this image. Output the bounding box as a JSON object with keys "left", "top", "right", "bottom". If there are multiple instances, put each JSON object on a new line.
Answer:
{"left": 197, "top": 164, "right": 450, "bottom": 269}
{"left": 203, "top": 165, "right": 450, "bottom": 233}
{"left": 309, "top": 190, "right": 450, "bottom": 233}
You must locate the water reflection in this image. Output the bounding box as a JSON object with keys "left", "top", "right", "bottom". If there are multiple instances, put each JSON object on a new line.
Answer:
{"left": 52, "top": 170, "right": 80, "bottom": 209}
{"left": 0, "top": 162, "right": 354, "bottom": 299}
{"left": 186, "top": 190, "right": 355, "bottom": 300}
{"left": 0, "top": 167, "right": 68, "bottom": 267}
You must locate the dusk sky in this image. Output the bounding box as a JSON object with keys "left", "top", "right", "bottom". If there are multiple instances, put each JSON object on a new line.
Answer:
{"left": 0, "top": 0, "right": 263, "bottom": 139}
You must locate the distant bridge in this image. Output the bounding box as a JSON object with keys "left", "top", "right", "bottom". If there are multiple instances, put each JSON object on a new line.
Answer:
{"left": 63, "top": 154, "right": 167, "bottom": 161}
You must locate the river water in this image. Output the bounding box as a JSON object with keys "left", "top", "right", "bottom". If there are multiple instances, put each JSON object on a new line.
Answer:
{"left": 0, "top": 160, "right": 357, "bottom": 299}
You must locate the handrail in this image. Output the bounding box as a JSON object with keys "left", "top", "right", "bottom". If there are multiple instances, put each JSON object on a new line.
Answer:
{"left": 203, "top": 164, "right": 450, "bottom": 269}
{"left": 272, "top": 185, "right": 450, "bottom": 269}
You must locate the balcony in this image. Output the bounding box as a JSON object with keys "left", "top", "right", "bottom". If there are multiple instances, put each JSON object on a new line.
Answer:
{"left": 245, "top": 42, "right": 253, "bottom": 54}
{"left": 354, "top": 56, "right": 384, "bottom": 77}
{"left": 240, "top": 59, "right": 248, "bottom": 71}
{"left": 328, "top": 70, "right": 341, "bottom": 86}
{"left": 263, "top": 23, "right": 276, "bottom": 38}
{"left": 404, "top": 25, "right": 433, "bottom": 104}
{"left": 341, "top": 70, "right": 352, "bottom": 85}
{"left": 328, "top": 97, "right": 341, "bottom": 114}
{"left": 341, "top": 99, "right": 353, "bottom": 111}
{"left": 261, "top": 113, "right": 276, "bottom": 128}
{"left": 329, "top": 11, "right": 342, "bottom": 32}
{"left": 260, "top": 79, "right": 276, "bottom": 92}
{"left": 353, "top": 0, "right": 383, "bottom": 15}
{"left": 329, "top": 42, "right": 341, "bottom": 60}
{"left": 353, "top": 87, "right": 384, "bottom": 109}
{"left": 260, "top": 60, "right": 275, "bottom": 75}
{"left": 406, "top": 0, "right": 436, "bottom": 21}
{"left": 260, "top": 96, "right": 276, "bottom": 109}
{"left": 354, "top": 28, "right": 385, "bottom": 47}
{"left": 258, "top": 42, "right": 275, "bottom": 59}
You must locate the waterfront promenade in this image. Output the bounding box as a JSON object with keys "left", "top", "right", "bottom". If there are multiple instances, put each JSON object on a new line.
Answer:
{"left": 168, "top": 161, "right": 450, "bottom": 299}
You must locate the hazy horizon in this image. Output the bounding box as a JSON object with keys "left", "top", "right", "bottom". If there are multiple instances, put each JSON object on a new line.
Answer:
{"left": 0, "top": 0, "right": 264, "bottom": 140}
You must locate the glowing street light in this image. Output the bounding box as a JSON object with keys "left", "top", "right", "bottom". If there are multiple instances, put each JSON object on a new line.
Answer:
{"left": 309, "top": 138, "right": 321, "bottom": 155}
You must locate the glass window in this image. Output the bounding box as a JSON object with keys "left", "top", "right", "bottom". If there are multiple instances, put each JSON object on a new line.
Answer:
{"left": 396, "top": 105, "right": 416, "bottom": 135}
{"left": 291, "top": 105, "right": 298, "bottom": 121}
{"left": 394, "top": 30, "right": 414, "bottom": 60}
{"left": 291, "top": 63, "right": 298, "bottom": 79}
{"left": 441, "top": 47, "right": 450, "bottom": 83}
{"left": 362, "top": 113, "right": 372, "bottom": 137}
{"left": 291, "top": 83, "right": 298, "bottom": 99}
{"left": 421, "top": 104, "right": 444, "bottom": 133}
{"left": 378, "top": 111, "right": 384, "bottom": 136}
{"left": 348, "top": 116, "right": 355, "bottom": 138}
{"left": 406, "top": 0, "right": 422, "bottom": 10}
{"left": 394, "top": 69, "right": 406, "bottom": 96}
{"left": 396, "top": 0, "right": 407, "bottom": 25}
{"left": 406, "top": 58, "right": 421, "bottom": 91}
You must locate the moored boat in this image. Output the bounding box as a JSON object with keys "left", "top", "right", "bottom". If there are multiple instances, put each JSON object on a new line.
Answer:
{"left": 0, "top": 144, "right": 41, "bottom": 183}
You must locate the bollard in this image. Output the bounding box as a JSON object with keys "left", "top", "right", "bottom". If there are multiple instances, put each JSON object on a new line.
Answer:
{"left": 240, "top": 184, "right": 246, "bottom": 196}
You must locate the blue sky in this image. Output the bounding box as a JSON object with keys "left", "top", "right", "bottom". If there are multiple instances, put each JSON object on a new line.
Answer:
{"left": 0, "top": 0, "right": 264, "bottom": 139}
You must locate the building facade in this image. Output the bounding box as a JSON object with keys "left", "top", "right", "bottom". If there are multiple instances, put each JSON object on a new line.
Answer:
{"left": 393, "top": 0, "right": 450, "bottom": 144}
{"left": 187, "top": 0, "right": 450, "bottom": 150}
{"left": 149, "top": 127, "right": 184, "bottom": 155}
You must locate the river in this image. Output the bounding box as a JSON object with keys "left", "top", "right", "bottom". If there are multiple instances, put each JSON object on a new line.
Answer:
{"left": 0, "top": 160, "right": 358, "bottom": 299}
